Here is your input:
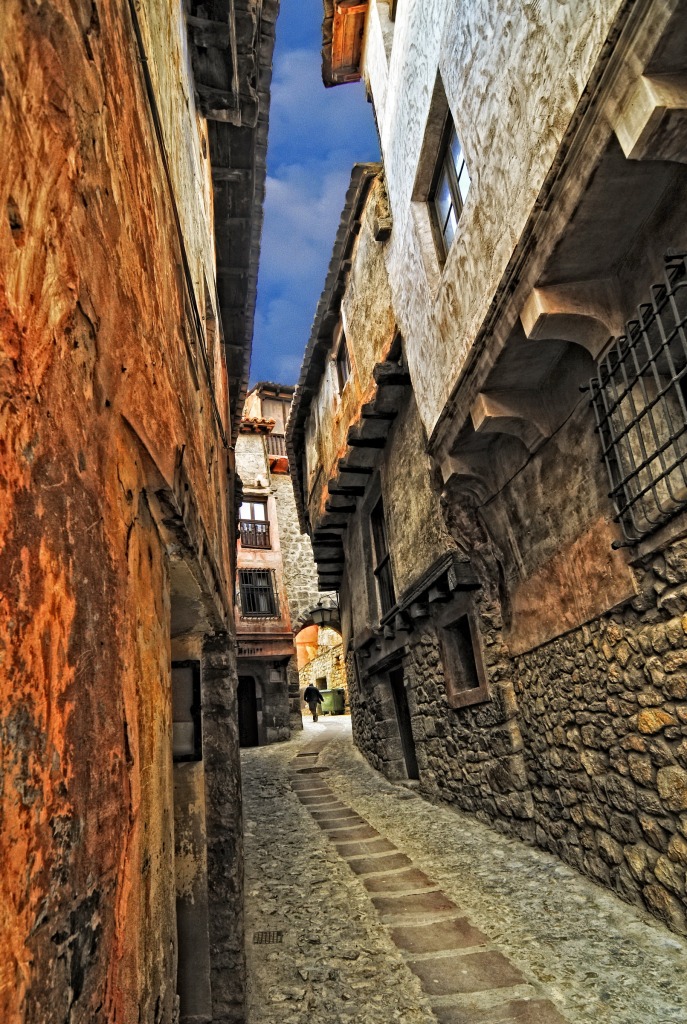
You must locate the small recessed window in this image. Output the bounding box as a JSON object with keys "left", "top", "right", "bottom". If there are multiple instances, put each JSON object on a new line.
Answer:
{"left": 172, "top": 660, "right": 202, "bottom": 761}
{"left": 438, "top": 612, "right": 489, "bottom": 709}
{"left": 336, "top": 334, "right": 352, "bottom": 393}
{"left": 370, "top": 497, "right": 396, "bottom": 617}
{"left": 431, "top": 122, "right": 471, "bottom": 256}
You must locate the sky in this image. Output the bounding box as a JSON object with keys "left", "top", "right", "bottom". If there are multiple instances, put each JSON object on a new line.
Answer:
{"left": 250, "top": 0, "right": 380, "bottom": 385}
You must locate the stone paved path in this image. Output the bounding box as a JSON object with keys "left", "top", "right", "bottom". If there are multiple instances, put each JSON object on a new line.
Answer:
{"left": 242, "top": 718, "right": 686, "bottom": 1023}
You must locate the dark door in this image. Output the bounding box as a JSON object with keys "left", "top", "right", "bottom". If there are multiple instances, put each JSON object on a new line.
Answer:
{"left": 389, "top": 667, "right": 419, "bottom": 780}
{"left": 238, "top": 676, "right": 259, "bottom": 747}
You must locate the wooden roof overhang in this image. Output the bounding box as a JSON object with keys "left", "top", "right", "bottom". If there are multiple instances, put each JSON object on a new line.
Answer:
{"left": 322, "top": 0, "right": 369, "bottom": 87}
{"left": 186, "top": 0, "right": 280, "bottom": 439}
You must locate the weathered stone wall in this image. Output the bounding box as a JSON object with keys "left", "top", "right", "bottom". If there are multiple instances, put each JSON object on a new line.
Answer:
{"left": 236, "top": 433, "right": 269, "bottom": 490}
{"left": 381, "top": 393, "right": 456, "bottom": 596}
{"left": 364, "top": 0, "right": 625, "bottom": 439}
{"left": 299, "top": 628, "right": 347, "bottom": 707}
{"left": 0, "top": 2, "right": 242, "bottom": 1019}
{"left": 513, "top": 543, "right": 687, "bottom": 934}
{"left": 304, "top": 177, "right": 396, "bottom": 523}
{"left": 272, "top": 474, "right": 328, "bottom": 628}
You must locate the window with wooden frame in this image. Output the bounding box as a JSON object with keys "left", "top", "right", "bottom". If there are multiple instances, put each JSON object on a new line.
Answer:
{"left": 437, "top": 607, "right": 490, "bottom": 709}
{"left": 238, "top": 569, "right": 279, "bottom": 617}
{"left": 370, "top": 497, "right": 396, "bottom": 617}
{"left": 238, "top": 498, "right": 270, "bottom": 549}
{"left": 431, "top": 119, "right": 471, "bottom": 256}
{"left": 334, "top": 325, "right": 352, "bottom": 393}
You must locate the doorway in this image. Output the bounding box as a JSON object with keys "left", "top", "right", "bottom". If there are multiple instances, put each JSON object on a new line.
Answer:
{"left": 238, "top": 675, "right": 259, "bottom": 747}
{"left": 389, "top": 667, "right": 419, "bottom": 780}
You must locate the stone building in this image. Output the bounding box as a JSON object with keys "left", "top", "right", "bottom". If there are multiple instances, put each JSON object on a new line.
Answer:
{"left": 235, "top": 382, "right": 332, "bottom": 741}
{"left": 296, "top": 624, "right": 348, "bottom": 712}
{"left": 288, "top": 1, "right": 687, "bottom": 935}
{"left": 1, "top": 2, "right": 276, "bottom": 1021}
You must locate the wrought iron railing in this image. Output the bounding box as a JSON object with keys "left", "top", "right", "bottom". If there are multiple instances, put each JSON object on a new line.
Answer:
{"left": 239, "top": 520, "right": 271, "bottom": 548}
{"left": 590, "top": 252, "right": 687, "bottom": 543}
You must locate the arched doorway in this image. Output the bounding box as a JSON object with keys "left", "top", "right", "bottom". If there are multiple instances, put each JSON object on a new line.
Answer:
{"left": 238, "top": 675, "right": 260, "bottom": 747}
{"left": 294, "top": 623, "right": 347, "bottom": 717}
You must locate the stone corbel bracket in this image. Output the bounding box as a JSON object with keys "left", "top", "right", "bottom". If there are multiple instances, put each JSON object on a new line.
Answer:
{"left": 519, "top": 279, "right": 624, "bottom": 360}
{"left": 612, "top": 74, "right": 687, "bottom": 165}
{"left": 470, "top": 390, "right": 552, "bottom": 453}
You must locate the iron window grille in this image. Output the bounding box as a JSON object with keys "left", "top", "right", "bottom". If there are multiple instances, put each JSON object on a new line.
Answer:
{"left": 431, "top": 121, "right": 471, "bottom": 255}
{"left": 238, "top": 569, "right": 279, "bottom": 617}
{"left": 371, "top": 497, "right": 396, "bottom": 617}
{"left": 590, "top": 252, "right": 687, "bottom": 544}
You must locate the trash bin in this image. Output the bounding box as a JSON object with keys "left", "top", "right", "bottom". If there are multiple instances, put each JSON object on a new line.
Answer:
{"left": 319, "top": 689, "right": 335, "bottom": 715}
{"left": 320, "top": 688, "right": 345, "bottom": 715}
{"left": 331, "top": 688, "right": 345, "bottom": 714}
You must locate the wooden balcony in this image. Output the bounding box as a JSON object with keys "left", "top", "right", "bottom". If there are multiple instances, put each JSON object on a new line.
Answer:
{"left": 266, "top": 432, "right": 287, "bottom": 457}
{"left": 239, "top": 520, "right": 271, "bottom": 548}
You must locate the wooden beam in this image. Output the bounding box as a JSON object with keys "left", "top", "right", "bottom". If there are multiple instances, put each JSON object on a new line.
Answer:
{"left": 373, "top": 363, "right": 410, "bottom": 387}
{"left": 337, "top": 462, "right": 373, "bottom": 474}
{"left": 324, "top": 501, "right": 356, "bottom": 514}
{"left": 347, "top": 435, "right": 386, "bottom": 449}
{"left": 328, "top": 486, "right": 365, "bottom": 497}
{"left": 212, "top": 167, "right": 251, "bottom": 182}
{"left": 186, "top": 13, "right": 231, "bottom": 49}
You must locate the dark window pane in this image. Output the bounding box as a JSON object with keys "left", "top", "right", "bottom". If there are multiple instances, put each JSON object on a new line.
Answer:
{"left": 337, "top": 336, "right": 352, "bottom": 391}
{"left": 457, "top": 162, "right": 471, "bottom": 203}
{"left": 371, "top": 499, "right": 395, "bottom": 616}
{"left": 449, "top": 128, "right": 463, "bottom": 172}
{"left": 434, "top": 165, "right": 453, "bottom": 232}
{"left": 172, "top": 660, "right": 202, "bottom": 761}
{"left": 239, "top": 569, "right": 278, "bottom": 616}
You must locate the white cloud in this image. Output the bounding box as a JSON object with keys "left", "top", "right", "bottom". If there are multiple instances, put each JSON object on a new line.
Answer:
{"left": 251, "top": 44, "right": 379, "bottom": 385}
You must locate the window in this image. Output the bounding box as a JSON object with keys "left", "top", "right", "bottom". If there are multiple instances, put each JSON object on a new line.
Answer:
{"left": 239, "top": 499, "right": 270, "bottom": 548}
{"left": 370, "top": 497, "right": 396, "bottom": 616}
{"left": 431, "top": 121, "right": 471, "bottom": 255}
{"left": 336, "top": 333, "right": 351, "bottom": 393}
{"left": 239, "top": 569, "right": 278, "bottom": 617}
{"left": 438, "top": 612, "right": 489, "bottom": 709}
{"left": 590, "top": 252, "right": 687, "bottom": 543}
{"left": 171, "top": 660, "right": 202, "bottom": 761}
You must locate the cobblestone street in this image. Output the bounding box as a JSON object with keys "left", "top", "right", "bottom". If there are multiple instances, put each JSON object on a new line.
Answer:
{"left": 243, "top": 717, "right": 686, "bottom": 1024}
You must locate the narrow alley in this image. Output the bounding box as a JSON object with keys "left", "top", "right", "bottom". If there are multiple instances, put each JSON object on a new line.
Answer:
{"left": 243, "top": 718, "right": 686, "bottom": 1024}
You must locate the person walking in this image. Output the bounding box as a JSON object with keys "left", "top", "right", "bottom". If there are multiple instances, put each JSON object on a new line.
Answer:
{"left": 303, "top": 683, "right": 324, "bottom": 722}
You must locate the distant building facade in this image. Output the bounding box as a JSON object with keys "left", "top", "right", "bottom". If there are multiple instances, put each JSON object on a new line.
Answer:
{"left": 235, "top": 383, "right": 331, "bottom": 742}
{"left": 296, "top": 625, "right": 347, "bottom": 712}
{"left": 289, "top": 1, "right": 687, "bottom": 935}
{"left": 1, "top": 2, "right": 277, "bottom": 1021}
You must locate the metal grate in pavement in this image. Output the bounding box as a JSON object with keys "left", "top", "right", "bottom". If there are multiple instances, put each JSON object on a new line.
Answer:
{"left": 253, "top": 930, "right": 284, "bottom": 945}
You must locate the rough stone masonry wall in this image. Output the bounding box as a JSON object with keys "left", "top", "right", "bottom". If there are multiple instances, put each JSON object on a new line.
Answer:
{"left": 515, "top": 537, "right": 687, "bottom": 935}
{"left": 348, "top": 617, "right": 533, "bottom": 844}
{"left": 273, "top": 474, "right": 332, "bottom": 627}
{"left": 299, "top": 631, "right": 347, "bottom": 704}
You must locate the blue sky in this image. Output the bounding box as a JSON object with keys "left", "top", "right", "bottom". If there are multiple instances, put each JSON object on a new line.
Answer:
{"left": 250, "top": 0, "right": 379, "bottom": 385}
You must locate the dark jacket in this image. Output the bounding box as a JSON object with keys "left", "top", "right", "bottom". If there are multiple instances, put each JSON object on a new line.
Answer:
{"left": 303, "top": 685, "right": 323, "bottom": 704}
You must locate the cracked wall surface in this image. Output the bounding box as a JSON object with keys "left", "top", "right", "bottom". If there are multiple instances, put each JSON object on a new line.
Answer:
{"left": 0, "top": 1, "right": 246, "bottom": 1019}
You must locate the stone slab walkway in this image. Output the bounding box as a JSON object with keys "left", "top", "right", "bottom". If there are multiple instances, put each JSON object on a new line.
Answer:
{"left": 242, "top": 717, "right": 686, "bottom": 1023}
